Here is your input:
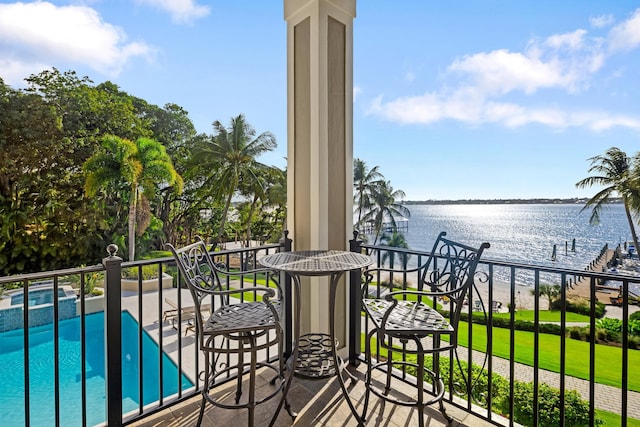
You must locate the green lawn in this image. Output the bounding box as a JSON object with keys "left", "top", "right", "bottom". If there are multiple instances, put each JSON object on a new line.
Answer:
{"left": 457, "top": 321, "right": 640, "bottom": 391}
{"left": 597, "top": 409, "right": 640, "bottom": 426}
{"left": 492, "top": 309, "right": 590, "bottom": 323}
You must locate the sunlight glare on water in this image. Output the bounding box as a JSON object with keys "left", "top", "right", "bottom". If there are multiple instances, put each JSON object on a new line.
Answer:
{"left": 367, "top": 203, "right": 638, "bottom": 287}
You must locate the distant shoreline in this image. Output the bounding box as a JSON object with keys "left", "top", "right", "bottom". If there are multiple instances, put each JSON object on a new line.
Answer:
{"left": 404, "top": 198, "right": 623, "bottom": 205}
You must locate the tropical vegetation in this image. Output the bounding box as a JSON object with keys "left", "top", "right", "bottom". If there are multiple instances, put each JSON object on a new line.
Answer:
{"left": 1, "top": 71, "right": 410, "bottom": 276}
{"left": 353, "top": 158, "right": 410, "bottom": 245}
{"left": 189, "top": 114, "right": 279, "bottom": 245}
{"left": 0, "top": 69, "right": 285, "bottom": 274}
{"left": 84, "top": 135, "right": 182, "bottom": 261}
{"left": 576, "top": 147, "right": 640, "bottom": 256}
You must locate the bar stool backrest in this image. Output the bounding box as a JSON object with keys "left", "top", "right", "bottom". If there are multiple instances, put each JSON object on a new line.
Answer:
{"left": 417, "top": 231, "right": 490, "bottom": 330}
{"left": 167, "top": 239, "right": 227, "bottom": 339}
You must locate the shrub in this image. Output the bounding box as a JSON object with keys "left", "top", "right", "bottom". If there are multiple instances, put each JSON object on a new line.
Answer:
{"left": 595, "top": 328, "right": 608, "bottom": 342}
{"left": 509, "top": 382, "right": 602, "bottom": 426}
{"left": 61, "top": 271, "right": 104, "bottom": 296}
{"left": 569, "top": 327, "right": 582, "bottom": 340}
{"left": 628, "top": 336, "right": 640, "bottom": 350}
{"left": 122, "top": 264, "right": 162, "bottom": 280}
{"left": 539, "top": 323, "right": 562, "bottom": 335}
{"left": 630, "top": 311, "right": 640, "bottom": 322}
{"left": 461, "top": 308, "right": 639, "bottom": 348}
{"left": 142, "top": 250, "right": 172, "bottom": 259}
{"left": 596, "top": 318, "right": 622, "bottom": 342}
{"left": 630, "top": 320, "right": 640, "bottom": 337}
{"left": 596, "top": 317, "right": 622, "bottom": 333}
{"left": 551, "top": 298, "right": 606, "bottom": 318}
{"left": 397, "top": 353, "right": 601, "bottom": 426}
{"left": 605, "top": 329, "right": 621, "bottom": 342}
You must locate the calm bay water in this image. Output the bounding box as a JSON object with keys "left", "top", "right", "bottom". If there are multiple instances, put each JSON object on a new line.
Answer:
{"left": 370, "top": 203, "right": 638, "bottom": 287}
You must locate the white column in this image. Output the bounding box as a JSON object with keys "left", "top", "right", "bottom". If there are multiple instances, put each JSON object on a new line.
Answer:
{"left": 284, "top": 0, "right": 355, "bottom": 347}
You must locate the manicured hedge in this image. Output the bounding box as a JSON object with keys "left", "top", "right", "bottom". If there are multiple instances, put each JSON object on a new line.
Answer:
{"left": 404, "top": 355, "right": 602, "bottom": 426}
{"left": 459, "top": 312, "right": 563, "bottom": 336}
{"left": 550, "top": 299, "right": 606, "bottom": 318}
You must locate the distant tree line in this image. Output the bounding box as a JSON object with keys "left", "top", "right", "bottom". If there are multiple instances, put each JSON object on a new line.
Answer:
{"left": 0, "top": 69, "right": 286, "bottom": 275}
{"left": 404, "top": 198, "right": 624, "bottom": 205}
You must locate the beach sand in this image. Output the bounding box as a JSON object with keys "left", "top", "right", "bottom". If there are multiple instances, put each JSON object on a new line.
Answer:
{"left": 370, "top": 271, "right": 539, "bottom": 311}
{"left": 369, "top": 271, "right": 639, "bottom": 319}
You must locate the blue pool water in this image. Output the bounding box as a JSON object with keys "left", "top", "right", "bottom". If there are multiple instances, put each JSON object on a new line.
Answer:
{"left": 10, "top": 288, "right": 68, "bottom": 306}
{"left": 0, "top": 311, "right": 193, "bottom": 426}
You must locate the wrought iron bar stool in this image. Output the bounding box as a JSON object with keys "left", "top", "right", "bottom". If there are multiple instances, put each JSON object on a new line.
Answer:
{"left": 167, "top": 239, "right": 287, "bottom": 426}
{"left": 361, "top": 232, "right": 489, "bottom": 425}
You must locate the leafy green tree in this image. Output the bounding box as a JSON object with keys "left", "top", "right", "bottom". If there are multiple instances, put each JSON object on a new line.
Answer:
{"left": 362, "top": 180, "right": 411, "bottom": 245}
{"left": 25, "top": 70, "right": 149, "bottom": 146}
{"left": 1, "top": 69, "right": 200, "bottom": 272}
{"left": 353, "top": 158, "right": 383, "bottom": 230}
{"left": 84, "top": 135, "right": 182, "bottom": 260}
{"left": 0, "top": 77, "right": 103, "bottom": 273}
{"left": 191, "top": 114, "right": 277, "bottom": 245}
{"left": 576, "top": 147, "right": 640, "bottom": 256}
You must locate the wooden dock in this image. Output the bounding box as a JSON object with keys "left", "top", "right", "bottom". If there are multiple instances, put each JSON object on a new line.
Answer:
{"left": 567, "top": 247, "right": 617, "bottom": 303}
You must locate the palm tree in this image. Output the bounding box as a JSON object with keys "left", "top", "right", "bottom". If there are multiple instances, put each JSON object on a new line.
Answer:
{"left": 192, "top": 114, "right": 277, "bottom": 245}
{"left": 380, "top": 232, "right": 411, "bottom": 269}
{"left": 576, "top": 147, "right": 640, "bottom": 257}
{"left": 238, "top": 165, "right": 278, "bottom": 246}
{"left": 353, "top": 158, "right": 383, "bottom": 231}
{"left": 529, "top": 284, "right": 560, "bottom": 310}
{"left": 84, "top": 135, "right": 182, "bottom": 260}
{"left": 362, "top": 180, "right": 411, "bottom": 245}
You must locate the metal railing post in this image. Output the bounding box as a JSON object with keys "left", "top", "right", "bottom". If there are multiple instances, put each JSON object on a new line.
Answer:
{"left": 348, "top": 231, "right": 363, "bottom": 365}
{"left": 280, "top": 231, "right": 293, "bottom": 357}
{"left": 103, "top": 244, "right": 123, "bottom": 427}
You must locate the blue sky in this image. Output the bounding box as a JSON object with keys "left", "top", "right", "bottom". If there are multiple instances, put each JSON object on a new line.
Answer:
{"left": 1, "top": 1, "right": 640, "bottom": 201}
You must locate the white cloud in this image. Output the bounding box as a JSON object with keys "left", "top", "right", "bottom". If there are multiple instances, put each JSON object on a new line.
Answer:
{"left": 608, "top": 8, "right": 640, "bottom": 52}
{"left": 590, "top": 14, "right": 614, "bottom": 29}
{"left": 0, "top": 58, "right": 50, "bottom": 85}
{"left": 367, "top": 92, "right": 640, "bottom": 132}
{"left": 0, "top": 2, "right": 155, "bottom": 85}
{"left": 448, "top": 29, "right": 605, "bottom": 98}
{"left": 366, "top": 10, "right": 640, "bottom": 133}
{"left": 449, "top": 49, "right": 571, "bottom": 95}
{"left": 545, "top": 29, "right": 587, "bottom": 50}
{"left": 135, "top": 0, "right": 210, "bottom": 24}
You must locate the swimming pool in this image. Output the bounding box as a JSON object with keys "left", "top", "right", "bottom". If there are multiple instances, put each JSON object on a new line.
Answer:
{"left": 0, "top": 311, "right": 193, "bottom": 426}
{"left": 9, "top": 287, "right": 71, "bottom": 306}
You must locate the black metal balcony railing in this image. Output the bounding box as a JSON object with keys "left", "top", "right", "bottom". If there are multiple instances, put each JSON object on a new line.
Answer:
{"left": 0, "top": 234, "right": 638, "bottom": 427}
{"left": 0, "top": 240, "right": 286, "bottom": 427}
{"left": 352, "top": 236, "right": 640, "bottom": 427}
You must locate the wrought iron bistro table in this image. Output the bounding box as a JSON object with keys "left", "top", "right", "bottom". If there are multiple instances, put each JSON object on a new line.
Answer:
{"left": 259, "top": 250, "right": 373, "bottom": 426}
